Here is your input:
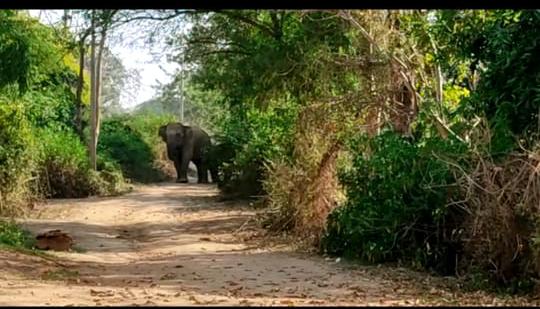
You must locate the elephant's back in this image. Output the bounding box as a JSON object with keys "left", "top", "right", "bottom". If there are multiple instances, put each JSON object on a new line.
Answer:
{"left": 191, "top": 126, "right": 212, "bottom": 157}
{"left": 192, "top": 126, "right": 211, "bottom": 144}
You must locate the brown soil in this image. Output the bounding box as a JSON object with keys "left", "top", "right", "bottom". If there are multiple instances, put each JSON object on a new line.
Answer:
{"left": 0, "top": 182, "right": 538, "bottom": 306}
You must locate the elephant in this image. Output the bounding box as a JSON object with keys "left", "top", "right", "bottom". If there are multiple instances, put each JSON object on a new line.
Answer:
{"left": 158, "top": 122, "right": 217, "bottom": 184}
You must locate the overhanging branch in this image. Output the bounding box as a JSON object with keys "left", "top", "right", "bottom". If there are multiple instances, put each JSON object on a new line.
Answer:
{"left": 216, "top": 10, "right": 279, "bottom": 39}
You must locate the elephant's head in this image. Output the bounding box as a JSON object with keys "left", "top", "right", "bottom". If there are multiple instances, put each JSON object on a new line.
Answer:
{"left": 158, "top": 125, "right": 168, "bottom": 142}
{"left": 158, "top": 123, "right": 193, "bottom": 147}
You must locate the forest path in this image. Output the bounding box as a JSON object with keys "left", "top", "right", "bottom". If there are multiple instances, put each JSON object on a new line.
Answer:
{"left": 0, "top": 182, "right": 536, "bottom": 306}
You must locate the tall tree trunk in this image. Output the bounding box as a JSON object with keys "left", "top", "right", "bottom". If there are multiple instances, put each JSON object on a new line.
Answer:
{"left": 93, "top": 28, "right": 108, "bottom": 170}
{"left": 435, "top": 65, "right": 443, "bottom": 104}
{"left": 427, "top": 32, "right": 450, "bottom": 139}
{"left": 88, "top": 10, "right": 115, "bottom": 170}
{"left": 62, "top": 10, "right": 70, "bottom": 28}
{"left": 367, "top": 19, "right": 380, "bottom": 135}
{"left": 75, "top": 38, "right": 86, "bottom": 142}
{"left": 428, "top": 32, "right": 444, "bottom": 117}
{"left": 89, "top": 12, "right": 98, "bottom": 171}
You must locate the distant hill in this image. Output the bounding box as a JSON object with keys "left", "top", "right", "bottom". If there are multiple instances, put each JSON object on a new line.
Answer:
{"left": 130, "top": 98, "right": 167, "bottom": 115}
{"left": 131, "top": 96, "right": 183, "bottom": 115}
{"left": 128, "top": 96, "right": 216, "bottom": 136}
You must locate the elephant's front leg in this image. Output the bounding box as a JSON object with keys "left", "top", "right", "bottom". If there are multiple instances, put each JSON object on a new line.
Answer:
{"left": 173, "top": 158, "right": 183, "bottom": 183}
{"left": 178, "top": 150, "right": 191, "bottom": 183}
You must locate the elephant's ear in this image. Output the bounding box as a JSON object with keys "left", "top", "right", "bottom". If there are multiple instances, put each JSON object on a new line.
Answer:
{"left": 158, "top": 125, "right": 167, "bottom": 141}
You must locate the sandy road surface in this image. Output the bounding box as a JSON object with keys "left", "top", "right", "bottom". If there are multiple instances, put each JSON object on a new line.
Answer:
{"left": 0, "top": 182, "right": 538, "bottom": 306}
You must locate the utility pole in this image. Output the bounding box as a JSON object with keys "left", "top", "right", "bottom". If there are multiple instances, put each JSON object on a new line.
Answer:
{"left": 180, "top": 39, "right": 185, "bottom": 123}
{"left": 180, "top": 59, "right": 185, "bottom": 123}
{"left": 62, "top": 9, "right": 71, "bottom": 28}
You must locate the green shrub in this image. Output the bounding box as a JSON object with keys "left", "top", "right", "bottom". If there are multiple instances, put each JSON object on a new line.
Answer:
{"left": 216, "top": 105, "right": 297, "bottom": 198}
{"left": 0, "top": 12, "right": 127, "bottom": 209}
{"left": 0, "top": 100, "right": 34, "bottom": 215}
{"left": 322, "top": 129, "right": 468, "bottom": 274}
{"left": 94, "top": 154, "right": 129, "bottom": 196}
{"left": 23, "top": 86, "right": 77, "bottom": 131}
{"left": 35, "top": 128, "right": 126, "bottom": 198}
{"left": 207, "top": 138, "right": 237, "bottom": 189}
{"left": 0, "top": 11, "right": 63, "bottom": 94}
{"left": 98, "top": 113, "right": 176, "bottom": 183}
{"left": 122, "top": 112, "right": 177, "bottom": 178}
{"left": 0, "top": 219, "right": 34, "bottom": 249}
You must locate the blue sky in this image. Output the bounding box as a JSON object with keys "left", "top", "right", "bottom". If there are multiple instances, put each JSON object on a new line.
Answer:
{"left": 28, "top": 10, "right": 180, "bottom": 109}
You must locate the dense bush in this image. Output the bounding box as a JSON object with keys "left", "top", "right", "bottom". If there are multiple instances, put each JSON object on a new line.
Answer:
{"left": 322, "top": 128, "right": 468, "bottom": 274}
{"left": 0, "top": 100, "right": 35, "bottom": 215}
{"left": 98, "top": 113, "right": 176, "bottom": 183}
{"left": 215, "top": 105, "right": 297, "bottom": 198}
{"left": 0, "top": 11, "right": 110, "bottom": 214}
{"left": 2, "top": 8, "right": 540, "bottom": 295}
{"left": 0, "top": 219, "right": 34, "bottom": 249}
{"left": 477, "top": 11, "right": 540, "bottom": 154}
{"left": 207, "top": 138, "right": 237, "bottom": 189}
{"left": 34, "top": 128, "right": 126, "bottom": 198}
{"left": 23, "top": 83, "right": 77, "bottom": 131}
{"left": 433, "top": 11, "right": 540, "bottom": 289}
{"left": 122, "top": 113, "right": 177, "bottom": 174}
{"left": 448, "top": 144, "right": 540, "bottom": 292}
{"left": 0, "top": 11, "right": 63, "bottom": 94}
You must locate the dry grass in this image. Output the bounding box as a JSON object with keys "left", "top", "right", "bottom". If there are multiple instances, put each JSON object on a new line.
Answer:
{"left": 0, "top": 176, "right": 35, "bottom": 218}
{"left": 446, "top": 145, "right": 540, "bottom": 284}
{"left": 153, "top": 141, "right": 177, "bottom": 181}
{"left": 261, "top": 103, "right": 347, "bottom": 246}
{"left": 260, "top": 11, "right": 422, "bottom": 246}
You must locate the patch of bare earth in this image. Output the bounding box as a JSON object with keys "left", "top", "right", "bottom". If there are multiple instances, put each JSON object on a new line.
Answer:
{"left": 0, "top": 181, "right": 539, "bottom": 306}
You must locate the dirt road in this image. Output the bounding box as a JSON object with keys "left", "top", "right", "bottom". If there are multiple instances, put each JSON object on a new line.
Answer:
{"left": 0, "top": 182, "right": 537, "bottom": 306}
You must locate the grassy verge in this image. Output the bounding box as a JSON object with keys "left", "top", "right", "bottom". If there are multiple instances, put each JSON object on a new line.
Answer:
{"left": 0, "top": 219, "right": 35, "bottom": 249}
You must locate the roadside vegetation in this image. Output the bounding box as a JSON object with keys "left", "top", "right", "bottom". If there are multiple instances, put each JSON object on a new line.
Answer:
{"left": 2, "top": 9, "right": 540, "bottom": 295}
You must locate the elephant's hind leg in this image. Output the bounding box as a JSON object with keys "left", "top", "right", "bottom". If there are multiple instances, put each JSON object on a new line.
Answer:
{"left": 194, "top": 159, "right": 209, "bottom": 184}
